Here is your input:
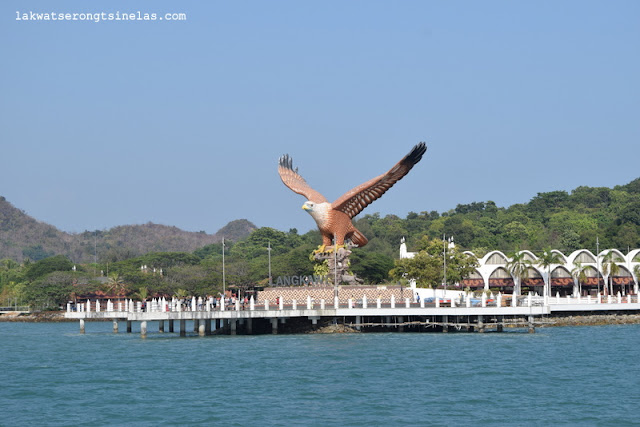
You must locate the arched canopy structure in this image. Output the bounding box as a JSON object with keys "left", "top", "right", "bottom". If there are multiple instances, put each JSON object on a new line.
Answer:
{"left": 551, "top": 266, "right": 573, "bottom": 287}
{"left": 612, "top": 265, "right": 633, "bottom": 285}
{"left": 489, "top": 267, "right": 514, "bottom": 288}
{"left": 483, "top": 251, "right": 508, "bottom": 265}
{"left": 570, "top": 250, "right": 596, "bottom": 264}
{"left": 600, "top": 249, "right": 624, "bottom": 262}
{"left": 522, "top": 267, "right": 543, "bottom": 287}
{"left": 461, "top": 269, "right": 485, "bottom": 289}
{"left": 551, "top": 250, "right": 567, "bottom": 263}
{"left": 520, "top": 250, "right": 537, "bottom": 263}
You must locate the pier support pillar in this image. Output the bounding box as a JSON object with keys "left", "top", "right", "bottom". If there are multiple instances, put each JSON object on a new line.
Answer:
{"left": 355, "top": 315, "right": 361, "bottom": 331}
{"left": 271, "top": 318, "right": 278, "bottom": 334}
{"left": 497, "top": 317, "right": 504, "bottom": 332}
{"left": 169, "top": 320, "right": 174, "bottom": 333}
{"left": 386, "top": 316, "right": 391, "bottom": 330}
{"left": 477, "top": 315, "right": 485, "bottom": 333}
{"left": 79, "top": 319, "right": 85, "bottom": 334}
{"left": 230, "top": 319, "right": 237, "bottom": 336}
{"left": 127, "top": 321, "right": 132, "bottom": 333}
{"left": 194, "top": 319, "right": 200, "bottom": 332}
{"left": 205, "top": 319, "right": 211, "bottom": 336}
{"left": 158, "top": 320, "right": 164, "bottom": 333}
{"left": 398, "top": 316, "right": 404, "bottom": 332}
{"left": 528, "top": 315, "right": 535, "bottom": 333}
{"left": 112, "top": 320, "right": 118, "bottom": 333}
{"left": 180, "top": 319, "right": 186, "bottom": 337}
{"left": 141, "top": 321, "right": 147, "bottom": 337}
{"left": 246, "top": 318, "right": 253, "bottom": 335}
{"left": 198, "top": 322, "right": 206, "bottom": 337}
{"left": 442, "top": 315, "right": 449, "bottom": 333}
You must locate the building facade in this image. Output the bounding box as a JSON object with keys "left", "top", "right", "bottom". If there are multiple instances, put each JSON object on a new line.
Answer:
{"left": 400, "top": 238, "right": 640, "bottom": 297}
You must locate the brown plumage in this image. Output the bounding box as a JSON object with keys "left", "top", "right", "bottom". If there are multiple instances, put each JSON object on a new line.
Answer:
{"left": 278, "top": 142, "right": 427, "bottom": 247}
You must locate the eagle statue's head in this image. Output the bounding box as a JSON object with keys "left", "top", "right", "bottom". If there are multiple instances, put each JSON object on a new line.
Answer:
{"left": 302, "top": 200, "right": 330, "bottom": 226}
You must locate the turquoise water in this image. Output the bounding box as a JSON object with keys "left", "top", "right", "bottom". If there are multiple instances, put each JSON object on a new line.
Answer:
{"left": 1, "top": 322, "right": 639, "bottom": 426}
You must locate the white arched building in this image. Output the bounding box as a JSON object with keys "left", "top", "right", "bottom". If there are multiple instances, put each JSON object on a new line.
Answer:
{"left": 400, "top": 238, "right": 640, "bottom": 298}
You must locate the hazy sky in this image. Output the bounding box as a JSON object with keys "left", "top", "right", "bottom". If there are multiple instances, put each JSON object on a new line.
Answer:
{"left": 1, "top": 1, "right": 638, "bottom": 236}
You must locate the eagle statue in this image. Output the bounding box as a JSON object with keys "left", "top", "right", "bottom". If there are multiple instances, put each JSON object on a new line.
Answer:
{"left": 278, "top": 142, "right": 427, "bottom": 250}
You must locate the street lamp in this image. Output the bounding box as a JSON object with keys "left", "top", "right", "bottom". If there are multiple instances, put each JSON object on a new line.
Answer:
{"left": 222, "top": 237, "right": 226, "bottom": 297}
{"left": 333, "top": 234, "right": 339, "bottom": 301}
{"left": 443, "top": 234, "right": 447, "bottom": 298}
{"left": 267, "top": 241, "right": 272, "bottom": 286}
{"left": 596, "top": 237, "right": 600, "bottom": 296}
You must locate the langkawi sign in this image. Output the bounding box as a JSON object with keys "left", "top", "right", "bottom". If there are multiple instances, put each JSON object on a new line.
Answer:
{"left": 273, "top": 275, "right": 327, "bottom": 286}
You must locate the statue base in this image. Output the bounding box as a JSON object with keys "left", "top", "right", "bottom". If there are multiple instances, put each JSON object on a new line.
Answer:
{"left": 313, "top": 243, "right": 363, "bottom": 286}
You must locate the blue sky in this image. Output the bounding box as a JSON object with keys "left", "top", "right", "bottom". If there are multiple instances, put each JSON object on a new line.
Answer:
{"left": 1, "top": 1, "right": 638, "bottom": 235}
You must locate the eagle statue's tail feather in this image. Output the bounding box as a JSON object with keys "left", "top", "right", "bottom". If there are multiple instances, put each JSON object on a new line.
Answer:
{"left": 349, "top": 229, "right": 368, "bottom": 247}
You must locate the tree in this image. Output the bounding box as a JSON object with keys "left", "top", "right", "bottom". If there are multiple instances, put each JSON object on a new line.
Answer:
{"left": 105, "top": 273, "right": 128, "bottom": 297}
{"left": 571, "top": 262, "right": 588, "bottom": 296}
{"left": 133, "top": 286, "right": 149, "bottom": 302}
{"left": 350, "top": 252, "right": 394, "bottom": 284}
{"left": 601, "top": 251, "right": 620, "bottom": 296}
{"left": 506, "top": 251, "right": 531, "bottom": 297}
{"left": 25, "top": 255, "right": 73, "bottom": 281}
{"left": 390, "top": 236, "right": 477, "bottom": 289}
{"left": 23, "top": 271, "right": 77, "bottom": 309}
{"left": 537, "top": 248, "right": 564, "bottom": 297}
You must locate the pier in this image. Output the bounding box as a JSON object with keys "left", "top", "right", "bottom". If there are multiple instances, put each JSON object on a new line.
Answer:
{"left": 65, "top": 293, "right": 640, "bottom": 336}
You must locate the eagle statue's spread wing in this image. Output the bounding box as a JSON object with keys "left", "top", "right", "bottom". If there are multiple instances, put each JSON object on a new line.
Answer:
{"left": 332, "top": 142, "right": 427, "bottom": 219}
{"left": 278, "top": 154, "right": 328, "bottom": 204}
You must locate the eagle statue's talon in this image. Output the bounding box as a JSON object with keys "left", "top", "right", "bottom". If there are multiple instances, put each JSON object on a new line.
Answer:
{"left": 314, "top": 245, "right": 328, "bottom": 254}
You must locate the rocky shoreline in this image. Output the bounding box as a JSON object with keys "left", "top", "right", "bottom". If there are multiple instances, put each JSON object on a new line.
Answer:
{"left": 539, "top": 313, "right": 640, "bottom": 327}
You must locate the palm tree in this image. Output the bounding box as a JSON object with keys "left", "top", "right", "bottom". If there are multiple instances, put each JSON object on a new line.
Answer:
{"left": 133, "top": 286, "right": 149, "bottom": 302}
{"left": 173, "top": 288, "right": 189, "bottom": 299}
{"left": 506, "top": 250, "right": 531, "bottom": 298}
{"left": 571, "top": 262, "right": 588, "bottom": 296}
{"left": 601, "top": 251, "right": 620, "bottom": 296}
{"left": 105, "top": 273, "right": 127, "bottom": 297}
{"left": 537, "top": 248, "right": 564, "bottom": 298}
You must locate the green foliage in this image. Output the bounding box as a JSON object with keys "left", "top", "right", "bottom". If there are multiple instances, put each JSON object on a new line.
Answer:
{"left": 350, "top": 252, "right": 394, "bottom": 284}
{"left": 23, "top": 271, "right": 78, "bottom": 308}
{"left": 390, "top": 236, "right": 478, "bottom": 288}
{"left": 25, "top": 255, "right": 73, "bottom": 281}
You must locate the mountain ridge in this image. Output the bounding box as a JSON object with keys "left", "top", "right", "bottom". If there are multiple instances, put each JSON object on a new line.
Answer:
{"left": 0, "top": 196, "right": 256, "bottom": 263}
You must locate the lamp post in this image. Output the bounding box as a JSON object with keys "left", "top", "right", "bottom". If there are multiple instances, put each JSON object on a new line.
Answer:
{"left": 333, "top": 234, "right": 339, "bottom": 300}
{"left": 267, "top": 241, "right": 272, "bottom": 286}
{"left": 443, "top": 234, "right": 447, "bottom": 298}
{"left": 222, "top": 237, "right": 226, "bottom": 297}
{"left": 596, "top": 237, "right": 600, "bottom": 295}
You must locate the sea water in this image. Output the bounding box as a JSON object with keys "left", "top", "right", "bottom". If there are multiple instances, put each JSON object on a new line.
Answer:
{"left": 0, "top": 322, "right": 638, "bottom": 426}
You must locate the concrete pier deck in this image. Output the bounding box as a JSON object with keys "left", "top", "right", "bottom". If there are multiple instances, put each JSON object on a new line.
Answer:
{"left": 65, "top": 294, "right": 640, "bottom": 335}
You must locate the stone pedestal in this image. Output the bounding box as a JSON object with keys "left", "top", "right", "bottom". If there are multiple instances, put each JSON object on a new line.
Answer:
{"left": 313, "top": 244, "right": 363, "bottom": 285}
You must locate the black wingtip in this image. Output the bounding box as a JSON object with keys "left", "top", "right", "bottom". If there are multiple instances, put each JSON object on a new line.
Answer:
{"left": 279, "top": 154, "right": 292, "bottom": 170}
{"left": 407, "top": 141, "right": 427, "bottom": 164}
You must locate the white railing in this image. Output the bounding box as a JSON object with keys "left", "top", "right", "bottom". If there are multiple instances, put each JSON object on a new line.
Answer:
{"left": 68, "top": 292, "right": 640, "bottom": 314}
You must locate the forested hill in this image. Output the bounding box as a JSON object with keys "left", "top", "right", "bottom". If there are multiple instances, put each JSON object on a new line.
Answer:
{"left": 0, "top": 196, "right": 256, "bottom": 263}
